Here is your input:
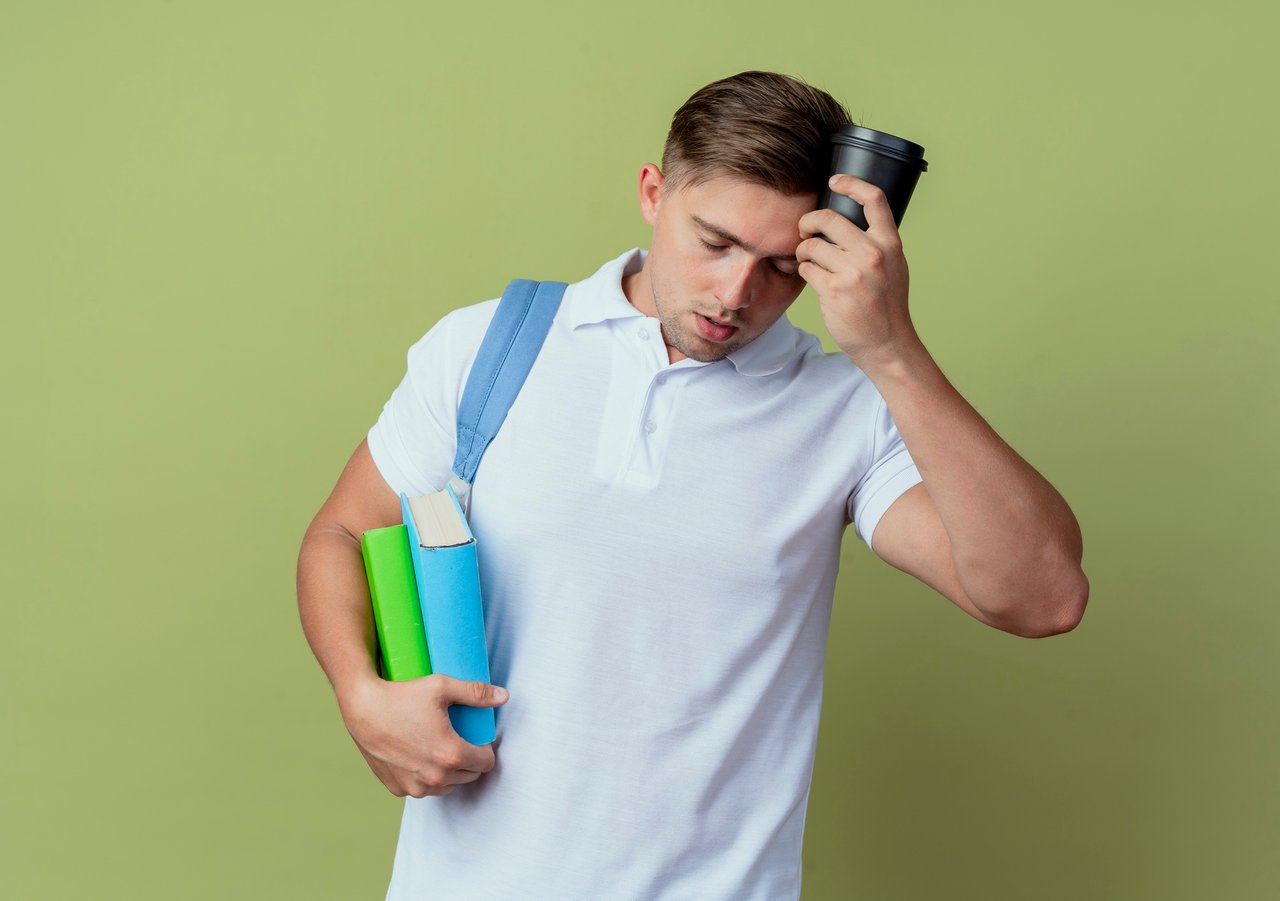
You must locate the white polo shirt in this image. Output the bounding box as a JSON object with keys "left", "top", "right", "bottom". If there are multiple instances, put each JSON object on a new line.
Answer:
{"left": 368, "top": 248, "right": 921, "bottom": 901}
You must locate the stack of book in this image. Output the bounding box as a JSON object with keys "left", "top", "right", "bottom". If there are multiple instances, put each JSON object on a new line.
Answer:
{"left": 359, "top": 485, "right": 495, "bottom": 745}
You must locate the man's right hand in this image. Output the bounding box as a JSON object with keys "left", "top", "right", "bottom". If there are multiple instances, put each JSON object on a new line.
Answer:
{"left": 339, "top": 674, "right": 510, "bottom": 797}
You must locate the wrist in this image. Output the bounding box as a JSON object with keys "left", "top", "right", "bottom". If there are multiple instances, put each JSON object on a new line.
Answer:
{"left": 849, "top": 328, "right": 927, "bottom": 382}
{"left": 336, "top": 668, "right": 384, "bottom": 723}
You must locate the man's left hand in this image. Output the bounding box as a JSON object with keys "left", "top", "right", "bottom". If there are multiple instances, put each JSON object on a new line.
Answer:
{"left": 796, "top": 174, "right": 918, "bottom": 371}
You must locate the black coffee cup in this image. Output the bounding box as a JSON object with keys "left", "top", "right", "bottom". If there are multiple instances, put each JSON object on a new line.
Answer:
{"left": 819, "top": 125, "right": 928, "bottom": 232}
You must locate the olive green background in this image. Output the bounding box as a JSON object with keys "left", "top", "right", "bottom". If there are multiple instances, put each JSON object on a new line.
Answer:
{"left": 3, "top": 1, "right": 1276, "bottom": 898}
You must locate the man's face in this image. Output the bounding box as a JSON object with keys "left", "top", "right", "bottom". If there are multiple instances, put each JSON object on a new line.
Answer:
{"left": 628, "top": 166, "right": 817, "bottom": 364}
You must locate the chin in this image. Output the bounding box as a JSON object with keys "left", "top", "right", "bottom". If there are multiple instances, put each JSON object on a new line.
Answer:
{"left": 676, "top": 335, "right": 738, "bottom": 363}
{"left": 683, "top": 347, "right": 730, "bottom": 363}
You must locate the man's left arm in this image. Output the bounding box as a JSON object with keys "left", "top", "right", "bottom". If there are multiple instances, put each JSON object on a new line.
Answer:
{"left": 797, "top": 175, "right": 1089, "bottom": 638}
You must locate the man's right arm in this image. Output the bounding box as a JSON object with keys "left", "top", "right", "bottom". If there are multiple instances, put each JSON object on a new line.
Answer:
{"left": 296, "top": 438, "right": 508, "bottom": 797}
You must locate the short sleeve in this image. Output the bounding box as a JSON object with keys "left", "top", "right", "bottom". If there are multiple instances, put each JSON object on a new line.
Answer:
{"left": 848, "top": 393, "right": 923, "bottom": 550}
{"left": 366, "top": 301, "right": 498, "bottom": 497}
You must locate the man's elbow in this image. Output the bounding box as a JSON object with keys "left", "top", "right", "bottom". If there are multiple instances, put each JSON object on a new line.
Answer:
{"left": 1005, "top": 570, "right": 1090, "bottom": 639}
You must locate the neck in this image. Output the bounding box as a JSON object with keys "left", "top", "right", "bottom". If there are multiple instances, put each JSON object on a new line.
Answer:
{"left": 622, "top": 256, "right": 654, "bottom": 314}
{"left": 620, "top": 259, "right": 684, "bottom": 364}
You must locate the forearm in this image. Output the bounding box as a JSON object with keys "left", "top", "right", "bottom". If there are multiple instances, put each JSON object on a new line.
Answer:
{"left": 862, "top": 336, "right": 1088, "bottom": 625}
{"left": 296, "top": 522, "right": 381, "bottom": 709}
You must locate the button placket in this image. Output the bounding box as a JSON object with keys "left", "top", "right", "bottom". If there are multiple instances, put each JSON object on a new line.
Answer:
{"left": 635, "top": 362, "right": 665, "bottom": 444}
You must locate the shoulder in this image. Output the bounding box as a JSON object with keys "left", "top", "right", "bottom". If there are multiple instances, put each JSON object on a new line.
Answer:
{"left": 403, "top": 297, "right": 501, "bottom": 376}
{"left": 417, "top": 297, "right": 501, "bottom": 348}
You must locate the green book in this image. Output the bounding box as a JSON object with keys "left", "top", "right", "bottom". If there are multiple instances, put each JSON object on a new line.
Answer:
{"left": 360, "top": 524, "right": 432, "bottom": 681}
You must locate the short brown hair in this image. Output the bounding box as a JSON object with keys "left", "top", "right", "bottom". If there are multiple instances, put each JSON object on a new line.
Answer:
{"left": 661, "top": 71, "right": 852, "bottom": 196}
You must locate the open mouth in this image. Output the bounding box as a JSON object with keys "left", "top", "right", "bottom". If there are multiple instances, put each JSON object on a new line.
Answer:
{"left": 696, "top": 314, "right": 738, "bottom": 342}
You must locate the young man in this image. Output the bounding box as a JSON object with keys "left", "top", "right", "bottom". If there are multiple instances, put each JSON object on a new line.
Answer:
{"left": 297, "top": 71, "right": 1088, "bottom": 899}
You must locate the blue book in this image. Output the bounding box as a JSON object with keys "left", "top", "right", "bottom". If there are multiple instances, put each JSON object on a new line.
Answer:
{"left": 400, "top": 485, "right": 495, "bottom": 746}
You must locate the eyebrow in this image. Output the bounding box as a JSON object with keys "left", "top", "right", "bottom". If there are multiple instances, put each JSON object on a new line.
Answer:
{"left": 690, "top": 215, "right": 798, "bottom": 264}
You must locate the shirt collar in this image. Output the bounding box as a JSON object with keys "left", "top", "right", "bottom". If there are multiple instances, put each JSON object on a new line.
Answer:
{"left": 565, "top": 248, "right": 650, "bottom": 329}
{"left": 566, "top": 247, "right": 798, "bottom": 378}
{"left": 722, "top": 313, "right": 797, "bottom": 377}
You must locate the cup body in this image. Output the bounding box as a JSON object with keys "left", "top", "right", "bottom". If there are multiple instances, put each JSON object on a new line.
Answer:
{"left": 819, "top": 125, "right": 928, "bottom": 231}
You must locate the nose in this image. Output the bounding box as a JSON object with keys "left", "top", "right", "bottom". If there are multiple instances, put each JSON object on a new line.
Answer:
{"left": 716, "top": 258, "right": 756, "bottom": 311}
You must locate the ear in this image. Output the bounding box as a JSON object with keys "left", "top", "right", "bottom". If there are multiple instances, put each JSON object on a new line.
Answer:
{"left": 638, "top": 163, "right": 665, "bottom": 226}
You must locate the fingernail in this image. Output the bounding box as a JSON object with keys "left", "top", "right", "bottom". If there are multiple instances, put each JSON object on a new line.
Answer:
{"left": 828, "top": 175, "right": 839, "bottom": 186}
{"left": 493, "top": 686, "right": 509, "bottom": 702}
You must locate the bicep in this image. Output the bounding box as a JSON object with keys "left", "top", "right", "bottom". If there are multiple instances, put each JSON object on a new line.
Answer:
{"left": 309, "top": 438, "right": 404, "bottom": 541}
{"left": 869, "top": 482, "right": 999, "bottom": 629}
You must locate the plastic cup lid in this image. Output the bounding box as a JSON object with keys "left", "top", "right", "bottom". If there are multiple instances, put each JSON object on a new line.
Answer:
{"left": 830, "top": 125, "right": 928, "bottom": 171}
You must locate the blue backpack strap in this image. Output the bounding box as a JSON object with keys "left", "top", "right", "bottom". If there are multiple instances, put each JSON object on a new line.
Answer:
{"left": 451, "top": 279, "right": 567, "bottom": 491}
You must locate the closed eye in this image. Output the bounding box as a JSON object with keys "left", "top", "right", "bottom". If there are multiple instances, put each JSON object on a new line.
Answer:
{"left": 701, "top": 236, "right": 797, "bottom": 277}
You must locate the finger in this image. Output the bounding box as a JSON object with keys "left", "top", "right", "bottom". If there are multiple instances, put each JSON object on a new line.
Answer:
{"left": 795, "top": 234, "right": 847, "bottom": 273}
{"left": 797, "top": 259, "right": 834, "bottom": 295}
{"left": 826, "top": 174, "right": 898, "bottom": 236}
{"left": 432, "top": 674, "right": 510, "bottom": 709}
{"left": 798, "top": 206, "right": 865, "bottom": 249}
{"left": 441, "top": 740, "right": 496, "bottom": 775}
{"left": 412, "top": 755, "right": 482, "bottom": 793}
{"left": 447, "top": 767, "right": 486, "bottom": 786}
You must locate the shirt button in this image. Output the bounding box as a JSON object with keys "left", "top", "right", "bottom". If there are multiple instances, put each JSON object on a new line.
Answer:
{"left": 644, "top": 419, "right": 657, "bottom": 435}
{"left": 637, "top": 327, "right": 649, "bottom": 340}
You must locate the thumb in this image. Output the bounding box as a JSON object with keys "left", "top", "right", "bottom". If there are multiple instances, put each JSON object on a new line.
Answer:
{"left": 434, "top": 674, "right": 510, "bottom": 708}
